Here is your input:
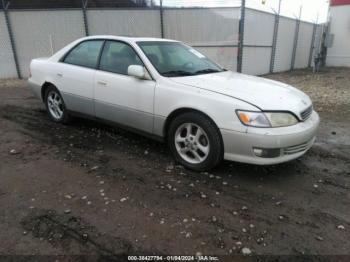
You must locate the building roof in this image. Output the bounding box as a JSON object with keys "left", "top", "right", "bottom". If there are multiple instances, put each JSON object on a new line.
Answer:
{"left": 330, "top": 0, "right": 350, "bottom": 6}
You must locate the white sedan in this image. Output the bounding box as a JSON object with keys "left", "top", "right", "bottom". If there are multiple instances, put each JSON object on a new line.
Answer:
{"left": 28, "top": 36, "right": 319, "bottom": 171}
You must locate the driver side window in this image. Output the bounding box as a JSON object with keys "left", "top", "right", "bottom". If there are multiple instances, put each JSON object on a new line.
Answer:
{"left": 99, "top": 41, "right": 143, "bottom": 75}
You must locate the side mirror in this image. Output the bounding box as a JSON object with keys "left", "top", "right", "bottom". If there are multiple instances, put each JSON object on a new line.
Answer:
{"left": 127, "top": 65, "right": 147, "bottom": 79}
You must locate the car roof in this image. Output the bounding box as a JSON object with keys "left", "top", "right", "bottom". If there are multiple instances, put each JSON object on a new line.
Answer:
{"left": 81, "top": 35, "right": 179, "bottom": 43}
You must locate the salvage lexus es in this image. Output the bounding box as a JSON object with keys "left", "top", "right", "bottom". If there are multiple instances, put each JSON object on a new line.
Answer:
{"left": 28, "top": 36, "right": 319, "bottom": 171}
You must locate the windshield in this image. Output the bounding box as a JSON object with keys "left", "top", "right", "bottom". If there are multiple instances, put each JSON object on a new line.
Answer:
{"left": 137, "top": 41, "right": 225, "bottom": 77}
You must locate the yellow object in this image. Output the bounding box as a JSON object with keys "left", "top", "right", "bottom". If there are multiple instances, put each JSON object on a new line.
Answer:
{"left": 239, "top": 112, "right": 250, "bottom": 124}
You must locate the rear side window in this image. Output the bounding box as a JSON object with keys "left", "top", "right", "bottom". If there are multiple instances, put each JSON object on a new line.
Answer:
{"left": 63, "top": 40, "right": 104, "bottom": 69}
{"left": 99, "top": 41, "right": 143, "bottom": 75}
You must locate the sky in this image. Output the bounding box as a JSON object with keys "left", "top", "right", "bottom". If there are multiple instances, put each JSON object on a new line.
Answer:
{"left": 161, "top": 0, "right": 329, "bottom": 23}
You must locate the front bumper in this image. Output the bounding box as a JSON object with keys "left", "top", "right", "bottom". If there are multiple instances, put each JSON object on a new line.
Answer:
{"left": 221, "top": 111, "right": 320, "bottom": 165}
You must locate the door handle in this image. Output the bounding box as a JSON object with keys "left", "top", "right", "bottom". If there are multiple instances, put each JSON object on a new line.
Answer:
{"left": 97, "top": 81, "right": 107, "bottom": 86}
{"left": 57, "top": 73, "right": 63, "bottom": 77}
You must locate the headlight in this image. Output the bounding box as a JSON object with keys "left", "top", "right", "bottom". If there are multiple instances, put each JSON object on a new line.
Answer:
{"left": 236, "top": 111, "right": 270, "bottom": 127}
{"left": 237, "top": 110, "right": 298, "bottom": 127}
{"left": 264, "top": 112, "right": 298, "bottom": 127}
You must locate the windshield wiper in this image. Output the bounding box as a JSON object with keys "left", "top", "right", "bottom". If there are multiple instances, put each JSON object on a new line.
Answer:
{"left": 194, "top": 68, "right": 223, "bottom": 75}
{"left": 162, "top": 70, "right": 194, "bottom": 77}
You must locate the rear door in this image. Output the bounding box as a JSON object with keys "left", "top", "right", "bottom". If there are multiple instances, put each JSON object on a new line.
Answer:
{"left": 54, "top": 40, "right": 104, "bottom": 116}
{"left": 94, "top": 40, "right": 156, "bottom": 133}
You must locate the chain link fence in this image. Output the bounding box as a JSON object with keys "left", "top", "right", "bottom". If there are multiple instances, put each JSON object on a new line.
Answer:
{"left": 0, "top": 0, "right": 324, "bottom": 79}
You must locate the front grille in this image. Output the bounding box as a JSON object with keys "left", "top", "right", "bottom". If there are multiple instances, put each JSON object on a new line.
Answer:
{"left": 283, "top": 141, "right": 310, "bottom": 155}
{"left": 300, "top": 105, "right": 313, "bottom": 121}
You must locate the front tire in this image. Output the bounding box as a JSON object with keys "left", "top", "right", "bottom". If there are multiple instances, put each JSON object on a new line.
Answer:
{"left": 44, "top": 85, "right": 71, "bottom": 124}
{"left": 167, "top": 112, "right": 223, "bottom": 171}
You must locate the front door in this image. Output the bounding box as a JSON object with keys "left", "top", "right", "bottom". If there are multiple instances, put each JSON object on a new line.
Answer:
{"left": 94, "top": 40, "right": 155, "bottom": 133}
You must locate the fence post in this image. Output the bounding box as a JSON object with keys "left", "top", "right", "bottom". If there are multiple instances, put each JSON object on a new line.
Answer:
{"left": 159, "top": 0, "right": 164, "bottom": 38}
{"left": 269, "top": 0, "right": 281, "bottom": 73}
{"left": 308, "top": 23, "right": 317, "bottom": 67}
{"left": 290, "top": 19, "right": 300, "bottom": 70}
{"left": 237, "top": 0, "right": 246, "bottom": 73}
{"left": 81, "top": 0, "right": 89, "bottom": 36}
{"left": 291, "top": 6, "right": 302, "bottom": 71}
{"left": 269, "top": 13, "right": 279, "bottom": 73}
{"left": 1, "top": 0, "right": 21, "bottom": 78}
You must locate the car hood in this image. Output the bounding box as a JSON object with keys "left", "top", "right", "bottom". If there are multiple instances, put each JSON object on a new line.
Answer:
{"left": 169, "top": 71, "right": 312, "bottom": 118}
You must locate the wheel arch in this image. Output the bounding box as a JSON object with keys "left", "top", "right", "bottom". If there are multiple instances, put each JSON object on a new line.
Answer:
{"left": 163, "top": 107, "right": 222, "bottom": 141}
{"left": 41, "top": 82, "right": 55, "bottom": 101}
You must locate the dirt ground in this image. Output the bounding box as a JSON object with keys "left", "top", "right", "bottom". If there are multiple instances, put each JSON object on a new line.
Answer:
{"left": 0, "top": 67, "right": 349, "bottom": 259}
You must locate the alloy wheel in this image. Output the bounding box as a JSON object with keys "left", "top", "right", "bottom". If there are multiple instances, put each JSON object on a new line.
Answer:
{"left": 47, "top": 90, "right": 64, "bottom": 120}
{"left": 174, "top": 123, "right": 210, "bottom": 164}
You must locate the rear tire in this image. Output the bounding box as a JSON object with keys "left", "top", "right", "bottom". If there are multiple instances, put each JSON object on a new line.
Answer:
{"left": 44, "top": 85, "right": 71, "bottom": 124}
{"left": 167, "top": 112, "right": 223, "bottom": 171}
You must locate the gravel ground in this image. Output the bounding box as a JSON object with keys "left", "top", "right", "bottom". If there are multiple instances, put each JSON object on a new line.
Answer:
{"left": 265, "top": 67, "right": 350, "bottom": 114}
{"left": 0, "top": 67, "right": 349, "bottom": 260}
